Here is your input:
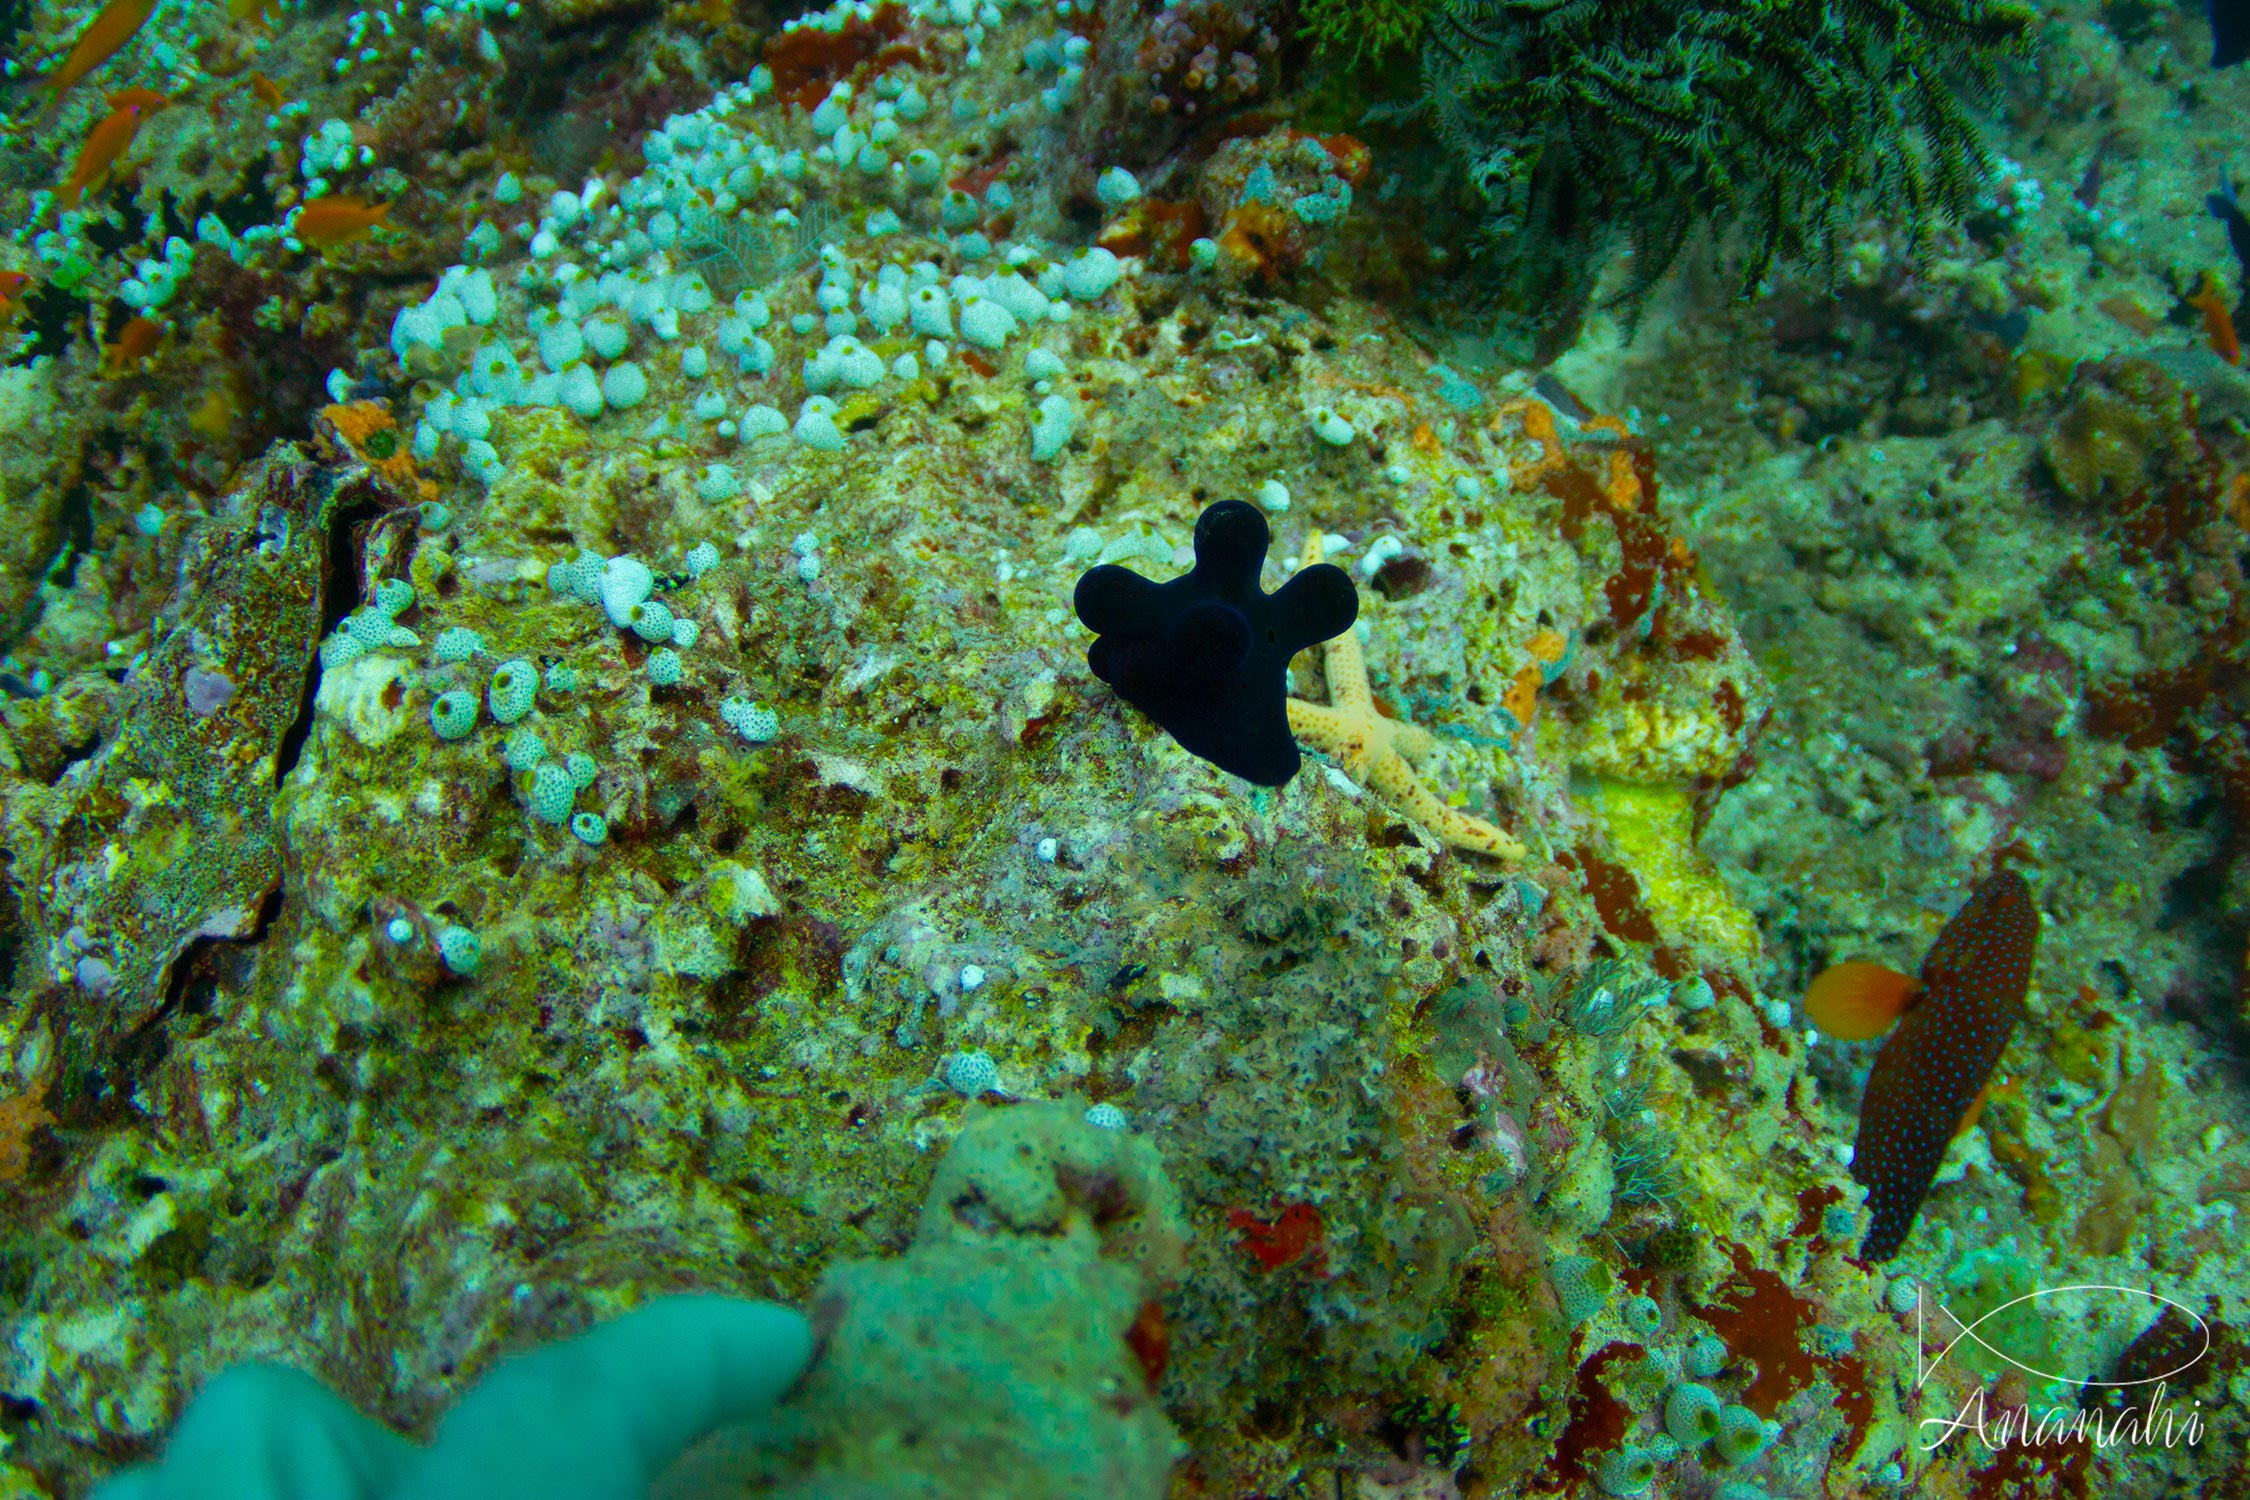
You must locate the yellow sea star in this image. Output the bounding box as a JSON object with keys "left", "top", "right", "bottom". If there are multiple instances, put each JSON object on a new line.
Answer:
{"left": 1284, "top": 532, "right": 1527, "bottom": 860}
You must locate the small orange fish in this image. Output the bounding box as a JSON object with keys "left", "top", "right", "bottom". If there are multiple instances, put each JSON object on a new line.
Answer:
{"left": 104, "top": 86, "right": 168, "bottom": 114}
{"left": 43, "top": 0, "right": 158, "bottom": 114}
{"left": 293, "top": 196, "right": 391, "bottom": 248}
{"left": 58, "top": 98, "right": 154, "bottom": 209}
{"left": 0, "top": 272, "right": 29, "bottom": 323}
{"left": 101, "top": 315, "right": 161, "bottom": 374}
{"left": 248, "top": 72, "right": 286, "bottom": 109}
{"left": 2187, "top": 274, "right": 2241, "bottom": 365}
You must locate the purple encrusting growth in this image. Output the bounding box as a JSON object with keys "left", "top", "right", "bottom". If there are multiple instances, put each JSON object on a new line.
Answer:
{"left": 1852, "top": 870, "right": 2039, "bottom": 1261}
{"left": 181, "top": 666, "right": 235, "bottom": 718}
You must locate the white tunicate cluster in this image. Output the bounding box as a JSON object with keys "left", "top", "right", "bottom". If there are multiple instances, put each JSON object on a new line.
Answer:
{"left": 803, "top": 335, "right": 886, "bottom": 392}
{"left": 300, "top": 119, "right": 357, "bottom": 181}
{"left": 120, "top": 237, "right": 193, "bottom": 310}
{"left": 794, "top": 397, "right": 847, "bottom": 452}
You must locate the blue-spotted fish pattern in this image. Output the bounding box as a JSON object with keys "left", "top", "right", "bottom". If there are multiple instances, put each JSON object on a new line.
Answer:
{"left": 1853, "top": 870, "right": 2039, "bottom": 1261}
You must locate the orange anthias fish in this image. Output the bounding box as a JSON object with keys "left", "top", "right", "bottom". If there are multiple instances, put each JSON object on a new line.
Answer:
{"left": 101, "top": 315, "right": 161, "bottom": 374}
{"left": 43, "top": 0, "right": 159, "bottom": 114}
{"left": 0, "top": 272, "right": 29, "bottom": 320}
{"left": 293, "top": 196, "right": 390, "bottom": 248}
{"left": 104, "top": 85, "right": 168, "bottom": 113}
{"left": 1804, "top": 870, "right": 2040, "bottom": 1261}
{"left": 2186, "top": 273, "right": 2242, "bottom": 366}
{"left": 57, "top": 96, "right": 158, "bottom": 209}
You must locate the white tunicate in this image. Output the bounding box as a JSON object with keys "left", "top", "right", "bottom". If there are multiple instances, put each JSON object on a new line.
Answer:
{"left": 1062, "top": 248, "right": 1124, "bottom": 301}
{"left": 681, "top": 344, "right": 709, "bottom": 379}
{"left": 944, "top": 1050, "right": 999, "bottom": 1097}
{"left": 670, "top": 273, "right": 714, "bottom": 315}
{"left": 794, "top": 399, "right": 847, "bottom": 452}
{"left": 862, "top": 281, "right": 907, "bottom": 332}
{"left": 468, "top": 342, "right": 524, "bottom": 402}
{"left": 1030, "top": 393, "right": 1076, "bottom": 462}
{"left": 986, "top": 271, "right": 1048, "bottom": 323}
{"left": 558, "top": 364, "right": 604, "bottom": 418}
{"left": 811, "top": 87, "right": 850, "bottom": 134}
{"left": 448, "top": 266, "right": 499, "bottom": 325}
{"left": 1257, "top": 479, "right": 1291, "bottom": 513}
{"left": 628, "top": 279, "right": 668, "bottom": 325}
{"left": 1311, "top": 407, "right": 1356, "bottom": 446}
{"left": 601, "top": 361, "right": 648, "bottom": 409}
{"left": 959, "top": 296, "right": 1016, "bottom": 350}
{"left": 600, "top": 555, "right": 655, "bottom": 626}
{"left": 583, "top": 313, "right": 629, "bottom": 361}
{"left": 909, "top": 285, "right": 952, "bottom": 338}
{"left": 1095, "top": 166, "right": 1140, "bottom": 207}
{"left": 699, "top": 464, "right": 742, "bottom": 501}
{"left": 1025, "top": 347, "right": 1066, "bottom": 380}
{"left": 739, "top": 404, "right": 789, "bottom": 439}
{"left": 693, "top": 389, "right": 728, "bottom": 422}
{"left": 803, "top": 336, "right": 885, "bottom": 393}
